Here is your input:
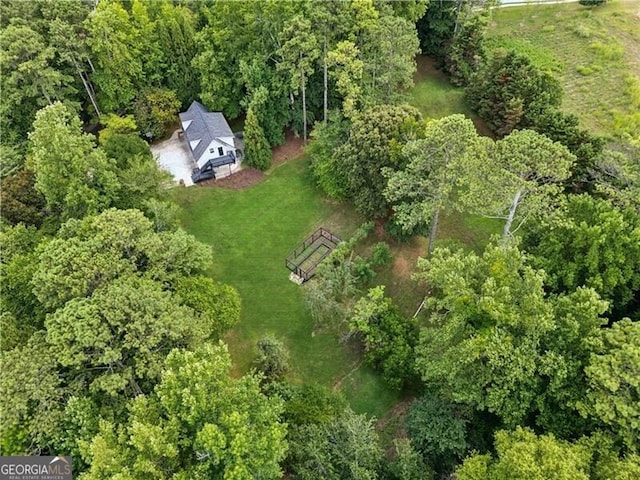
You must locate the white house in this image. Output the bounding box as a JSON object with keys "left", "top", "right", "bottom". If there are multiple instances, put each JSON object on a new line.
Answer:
{"left": 179, "top": 101, "right": 238, "bottom": 181}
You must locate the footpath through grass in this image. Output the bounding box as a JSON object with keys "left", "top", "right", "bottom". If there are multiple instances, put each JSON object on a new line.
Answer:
{"left": 172, "top": 158, "right": 401, "bottom": 417}
{"left": 486, "top": 1, "right": 640, "bottom": 137}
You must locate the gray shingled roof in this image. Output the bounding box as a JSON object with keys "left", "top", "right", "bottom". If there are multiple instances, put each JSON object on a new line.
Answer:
{"left": 179, "top": 101, "right": 234, "bottom": 162}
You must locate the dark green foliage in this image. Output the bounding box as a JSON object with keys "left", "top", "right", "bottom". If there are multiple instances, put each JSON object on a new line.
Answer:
{"left": 445, "top": 12, "right": 488, "bottom": 86}
{"left": 240, "top": 66, "right": 287, "bottom": 146}
{"left": 339, "top": 104, "right": 424, "bottom": 218}
{"left": 133, "top": 87, "right": 181, "bottom": 140}
{"left": 371, "top": 242, "right": 392, "bottom": 268}
{"left": 350, "top": 286, "right": 418, "bottom": 389}
{"left": 279, "top": 383, "right": 348, "bottom": 427}
{"left": 254, "top": 335, "right": 290, "bottom": 383}
{"left": 152, "top": 3, "right": 200, "bottom": 108}
{"left": 288, "top": 409, "right": 383, "bottom": 480}
{"left": 525, "top": 195, "right": 640, "bottom": 319}
{"left": 466, "top": 50, "right": 563, "bottom": 136}
{"left": 532, "top": 109, "right": 605, "bottom": 188}
{"left": 243, "top": 105, "right": 272, "bottom": 171}
{"left": 0, "top": 169, "right": 45, "bottom": 226}
{"left": 406, "top": 394, "right": 469, "bottom": 473}
{"left": 416, "top": 0, "right": 457, "bottom": 59}
{"left": 579, "top": 0, "right": 607, "bottom": 6}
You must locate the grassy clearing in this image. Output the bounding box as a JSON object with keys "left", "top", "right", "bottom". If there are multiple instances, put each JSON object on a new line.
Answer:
{"left": 409, "top": 55, "right": 494, "bottom": 137}
{"left": 172, "top": 158, "right": 401, "bottom": 417}
{"left": 486, "top": 1, "right": 640, "bottom": 137}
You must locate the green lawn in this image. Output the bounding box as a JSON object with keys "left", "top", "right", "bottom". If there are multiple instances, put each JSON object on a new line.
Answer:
{"left": 172, "top": 158, "right": 401, "bottom": 417}
{"left": 486, "top": 1, "right": 640, "bottom": 137}
{"left": 409, "top": 55, "right": 494, "bottom": 137}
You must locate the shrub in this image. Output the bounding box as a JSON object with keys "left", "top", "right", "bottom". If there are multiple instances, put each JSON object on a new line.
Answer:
{"left": 254, "top": 335, "right": 290, "bottom": 382}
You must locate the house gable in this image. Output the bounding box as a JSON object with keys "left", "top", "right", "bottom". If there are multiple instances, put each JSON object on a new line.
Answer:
{"left": 179, "top": 101, "right": 235, "bottom": 164}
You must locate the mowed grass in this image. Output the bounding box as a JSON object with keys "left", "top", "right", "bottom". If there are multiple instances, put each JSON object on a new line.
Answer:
{"left": 486, "top": 1, "right": 640, "bottom": 136}
{"left": 172, "top": 158, "right": 401, "bottom": 417}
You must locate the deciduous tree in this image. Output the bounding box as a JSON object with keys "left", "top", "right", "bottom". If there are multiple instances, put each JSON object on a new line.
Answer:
{"left": 28, "top": 103, "right": 119, "bottom": 220}
{"left": 81, "top": 343, "right": 287, "bottom": 480}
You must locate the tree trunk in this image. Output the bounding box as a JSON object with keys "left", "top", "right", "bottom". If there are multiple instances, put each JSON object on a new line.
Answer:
{"left": 75, "top": 60, "right": 101, "bottom": 117}
{"left": 302, "top": 70, "right": 308, "bottom": 143}
{"left": 428, "top": 208, "right": 440, "bottom": 254}
{"left": 503, "top": 188, "right": 523, "bottom": 241}
{"left": 323, "top": 35, "right": 328, "bottom": 123}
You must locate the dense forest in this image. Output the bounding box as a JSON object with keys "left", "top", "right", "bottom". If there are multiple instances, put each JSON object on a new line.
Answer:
{"left": 1, "top": 0, "right": 639, "bottom": 479}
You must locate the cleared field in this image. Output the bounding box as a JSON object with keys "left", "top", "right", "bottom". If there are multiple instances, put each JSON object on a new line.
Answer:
{"left": 486, "top": 1, "right": 640, "bottom": 137}
{"left": 172, "top": 158, "right": 402, "bottom": 417}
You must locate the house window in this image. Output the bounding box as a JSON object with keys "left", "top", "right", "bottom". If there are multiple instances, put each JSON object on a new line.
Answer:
{"left": 218, "top": 147, "right": 224, "bottom": 156}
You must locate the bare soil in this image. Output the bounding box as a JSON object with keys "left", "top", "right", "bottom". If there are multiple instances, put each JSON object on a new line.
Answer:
{"left": 271, "top": 128, "right": 305, "bottom": 167}
{"left": 196, "top": 168, "right": 266, "bottom": 190}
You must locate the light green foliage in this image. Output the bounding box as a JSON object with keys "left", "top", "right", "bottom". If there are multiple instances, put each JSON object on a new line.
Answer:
{"left": 133, "top": 87, "right": 181, "bottom": 140}
{"left": 535, "top": 287, "right": 608, "bottom": 437}
{"left": 174, "top": 275, "right": 240, "bottom": 341}
{"left": 461, "top": 129, "right": 575, "bottom": 239}
{"left": 406, "top": 394, "right": 468, "bottom": 472}
{"left": 243, "top": 104, "right": 271, "bottom": 170}
{"left": 0, "top": 332, "right": 64, "bottom": 454}
{"left": 306, "top": 112, "right": 350, "bottom": 198}
{"left": 384, "top": 114, "right": 484, "bottom": 249}
{"left": 414, "top": 243, "right": 606, "bottom": 427}
{"left": 254, "top": 335, "right": 290, "bottom": 383}
{"left": 98, "top": 114, "right": 171, "bottom": 209}
{"left": 81, "top": 343, "right": 287, "bottom": 480}
{"left": 28, "top": 103, "right": 119, "bottom": 220}
{"left": 328, "top": 41, "right": 364, "bottom": 120}
{"left": 32, "top": 209, "right": 209, "bottom": 311}
{"left": 45, "top": 275, "right": 208, "bottom": 397}
{"left": 86, "top": 0, "right": 143, "bottom": 113}
{"left": 584, "top": 319, "right": 640, "bottom": 451}
{"left": 0, "top": 23, "right": 76, "bottom": 141}
{"left": 350, "top": 286, "right": 417, "bottom": 389}
{"left": 339, "top": 104, "right": 424, "bottom": 218}
{"left": 385, "top": 438, "right": 433, "bottom": 480}
{"left": 456, "top": 427, "right": 592, "bottom": 480}
{"left": 288, "top": 408, "right": 382, "bottom": 480}
{"left": 526, "top": 195, "right": 640, "bottom": 318}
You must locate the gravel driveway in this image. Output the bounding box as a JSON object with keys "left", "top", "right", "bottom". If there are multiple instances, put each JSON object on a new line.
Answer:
{"left": 150, "top": 129, "right": 196, "bottom": 186}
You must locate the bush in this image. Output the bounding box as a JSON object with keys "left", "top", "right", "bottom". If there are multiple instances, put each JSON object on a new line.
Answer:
{"left": 254, "top": 335, "right": 290, "bottom": 383}
{"left": 466, "top": 49, "right": 562, "bottom": 136}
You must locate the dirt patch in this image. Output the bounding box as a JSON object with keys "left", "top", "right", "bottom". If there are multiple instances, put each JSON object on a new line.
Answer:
{"left": 376, "top": 398, "right": 415, "bottom": 457}
{"left": 272, "top": 128, "right": 305, "bottom": 167}
{"left": 414, "top": 55, "right": 448, "bottom": 84}
{"left": 195, "top": 168, "right": 266, "bottom": 190}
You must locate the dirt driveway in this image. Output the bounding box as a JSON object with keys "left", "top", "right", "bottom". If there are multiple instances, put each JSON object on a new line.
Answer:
{"left": 150, "top": 129, "right": 196, "bottom": 186}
